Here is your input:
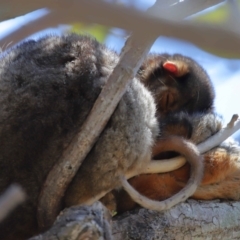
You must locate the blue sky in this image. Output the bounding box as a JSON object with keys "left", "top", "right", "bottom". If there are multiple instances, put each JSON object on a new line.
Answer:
{"left": 0, "top": 2, "right": 240, "bottom": 137}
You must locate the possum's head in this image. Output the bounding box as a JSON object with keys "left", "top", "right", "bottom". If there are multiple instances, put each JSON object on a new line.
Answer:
{"left": 138, "top": 54, "right": 215, "bottom": 116}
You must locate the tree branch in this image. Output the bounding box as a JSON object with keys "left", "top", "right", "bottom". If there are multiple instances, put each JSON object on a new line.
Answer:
{"left": 31, "top": 202, "right": 112, "bottom": 240}
{"left": 31, "top": 199, "right": 240, "bottom": 240}
{"left": 0, "top": 0, "right": 238, "bottom": 59}
{"left": 150, "top": 0, "right": 225, "bottom": 20}
{"left": 0, "top": 1, "right": 56, "bottom": 21}
{"left": 198, "top": 114, "right": 240, "bottom": 153}
{"left": 112, "top": 199, "right": 240, "bottom": 239}
{"left": 0, "top": 0, "right": 225, "bottom": 22}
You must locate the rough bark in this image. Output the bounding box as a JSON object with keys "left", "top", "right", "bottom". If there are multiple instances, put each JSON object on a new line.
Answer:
{"left": 113, "top": 199, "right": 240, "bottom": 240}
{"left": 30, "top": 202, "right": 112, "bottom": 240}
{"left": 30, "top": 200, "right": 240, "bottom": 240}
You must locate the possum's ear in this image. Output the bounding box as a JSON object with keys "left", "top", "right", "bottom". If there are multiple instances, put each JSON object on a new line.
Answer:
{"left": 163, "top": 61, "right": 189, "bottom": 77}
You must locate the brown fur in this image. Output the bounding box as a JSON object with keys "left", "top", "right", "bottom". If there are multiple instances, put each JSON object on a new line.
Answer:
{"left": 138, "top": 54, "right": 215, "bottom": 116}
{"left": 111, "top": 54, "right": 233, "bottom": 214}
{"left": 102, "top": 54, "right": 218, "bottom": 213}
{"left": 0, "top": 36, "right": 218, "bottom": 238}
{"left": 116, "top": 139, "right": 240, "bottom": 213}
{"left": 64, "top": 54, "right": 214, "bottom": 216}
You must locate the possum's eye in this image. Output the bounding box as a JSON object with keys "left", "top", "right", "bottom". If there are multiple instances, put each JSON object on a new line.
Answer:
{"left": 163, "top": 61, "right": 189, "bottom": 77}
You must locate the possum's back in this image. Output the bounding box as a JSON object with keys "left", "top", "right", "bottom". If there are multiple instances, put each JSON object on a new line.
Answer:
{"left": 0, "top": 34, "right": 119, "bottom": 239}
{"left": 0, "top": 34, "right": 158, "bottom": 240}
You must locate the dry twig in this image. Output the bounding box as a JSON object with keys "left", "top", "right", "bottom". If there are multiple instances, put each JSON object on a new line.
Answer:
{"left": 140, "top": 114, "right": 240, "bottom": 176}
{"left": 198, "top": 114, "right": 240, "bottom": 153}
{"left": 0, "top": 184, "right": 26, "bottom": 223}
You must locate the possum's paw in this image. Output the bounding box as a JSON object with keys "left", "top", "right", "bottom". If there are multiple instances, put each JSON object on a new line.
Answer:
{"left": 190, "top": 113, "right": 223, "bottom": 144}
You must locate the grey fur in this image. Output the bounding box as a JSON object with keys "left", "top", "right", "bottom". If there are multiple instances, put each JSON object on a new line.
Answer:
{"left": 0, "top": 34, "right": 158, "bottom": 239}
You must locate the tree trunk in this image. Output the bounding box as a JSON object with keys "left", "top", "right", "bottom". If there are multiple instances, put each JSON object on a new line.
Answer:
{"left": 30, "top": 200, "right": 240, "bottom": 239}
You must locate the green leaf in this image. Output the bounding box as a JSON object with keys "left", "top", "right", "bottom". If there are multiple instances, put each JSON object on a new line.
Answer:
{"left": 70, "top": 23, "right": 109, "bottom": 43}
{"left": 191, "top": 0, "right": 240, "bottom": 24}
{"left": 192, "top": 5, "right": 228, "bottom": 24}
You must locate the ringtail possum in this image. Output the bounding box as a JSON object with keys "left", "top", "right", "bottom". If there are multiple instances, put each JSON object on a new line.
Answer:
{"left": 0, "top": 34, "right": 202, "bottom": 239}
{"left": 65, "top": 54, "right": 209, "bottom": 214}
{"left": 102, "top": 53, "right": 216, "bottom": 211}
{"left": 138, "top": 53, "right": 214, "bottom": 117}
{"left": 139, "top": 53, "right": 215, "bottom": 143}
{"left": 114, "top": 54, "right": 240, "bottom": 213}
{"left": 116, "top": 113, "right": 240, "bottom": 213}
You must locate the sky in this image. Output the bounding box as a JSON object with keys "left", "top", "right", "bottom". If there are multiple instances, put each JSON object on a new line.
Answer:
{"left": 0, "top": 1, "right": 240, "bottom": 138}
